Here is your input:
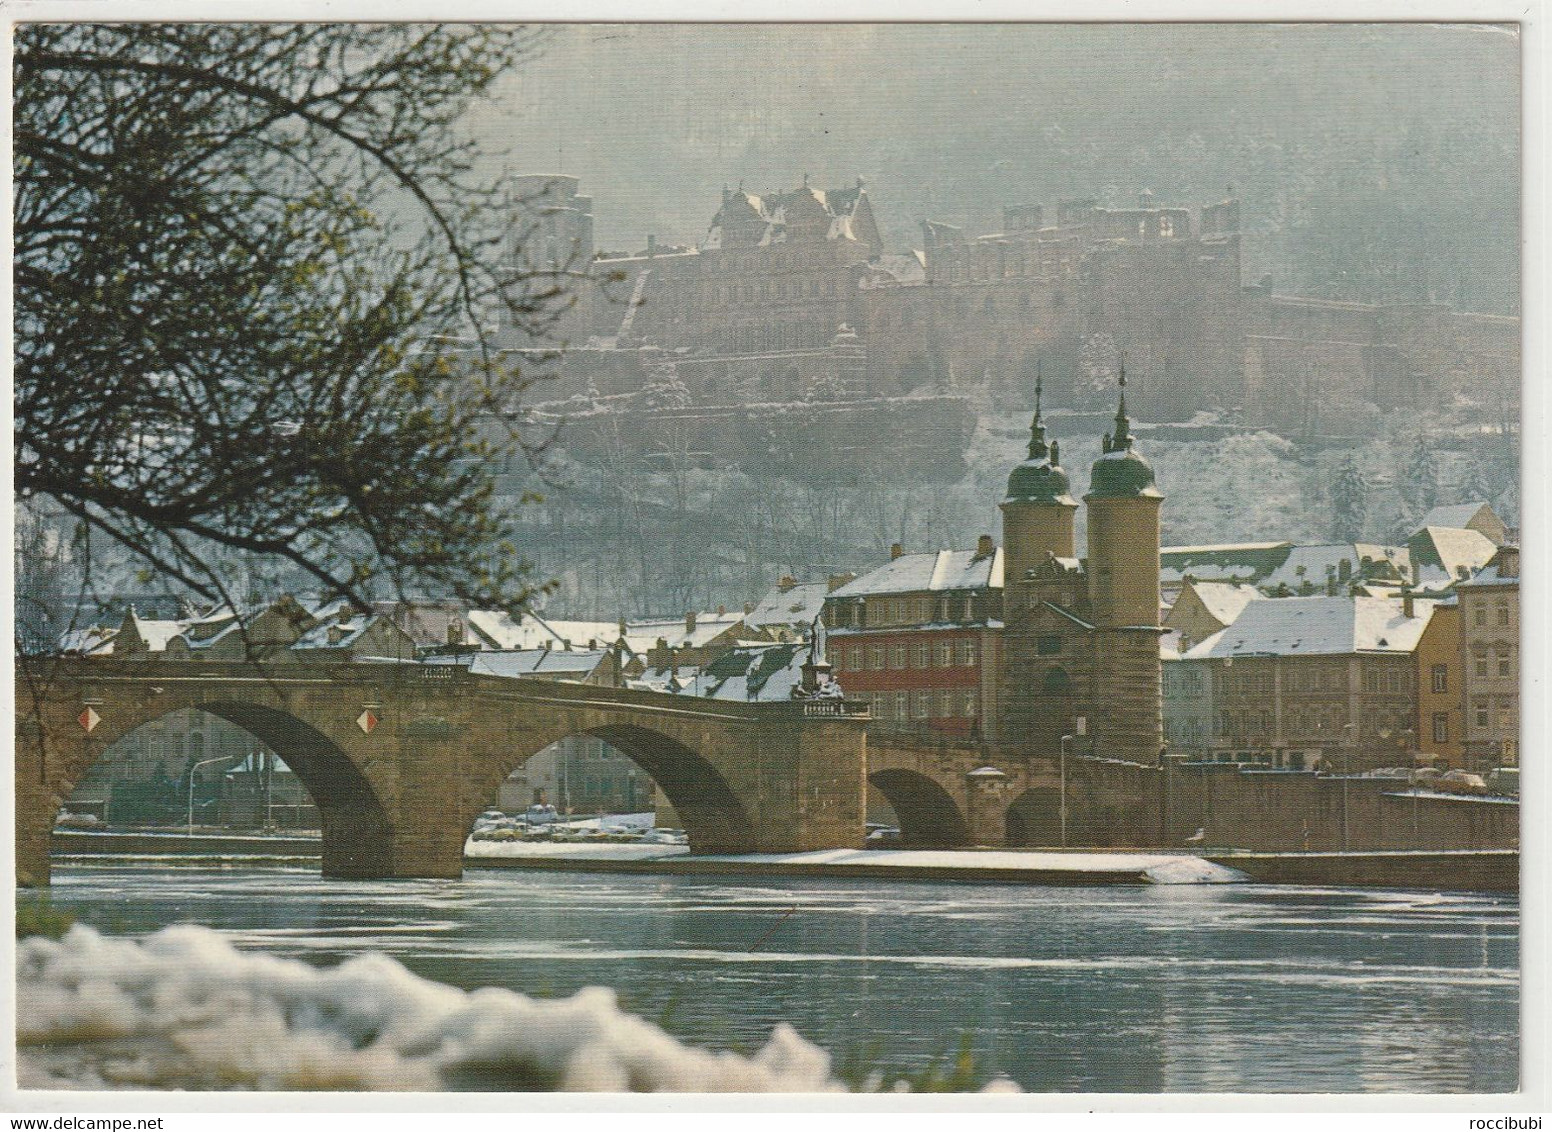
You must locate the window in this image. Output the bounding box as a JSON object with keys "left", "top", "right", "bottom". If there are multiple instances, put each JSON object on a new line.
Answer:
{"left": 1432, "top": 713, "right": 1449, "bottom": 744}
{"left": 868, "top": 646, "right": 883, "bottom": 671}
{"left": 1474, "top": 650, "right": 1489, "bottom": 678}
{"left": 913, "top": 643, "right": 931, "bottom": 668}
{"left": 893, "top": 691, "right": 909, "bottom": 720}
{"left": 939, "top": 642, "right": 954, "bottom": 667}
{"left": 938, "top": 689, "right": 955, "bottom": 717}
{"left": 1043, "top": 666, "right": 1071, "bottom": 693}
{"left": 1475, "top": 608, "right": 1487, "bottom": 627}
{"left": 1431, "top": 665, "right": 1448, "bottom": 694}
{"left": 1475, "top": 702, "right": 1489, "bottom": 728}
{"left": 1497, "top": 605, "right": 1510, "bottom": 626}
{"left": 1037, "top": 635, "right": 1063, "bottom": 656}
{"left": 1498, "top": 652, "right": 1512, "bottom": 678}
{"left": 912, "top": 691, "right": 930, "bottom": 720}
{"left": 964, "top": 690, "right": 979, "bottom": 717}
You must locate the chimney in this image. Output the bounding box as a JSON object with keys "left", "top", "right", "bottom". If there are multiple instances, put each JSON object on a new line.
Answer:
{"left": 647, "top": 233, "right": 657, "bottom": 257}
{"left": 1402, "top": 592, "right": 1415, "bottom": 619}
{"left": 685, "top": 611, "right": 696, "bottom": 633}
{"left": 743, "top": 601, "right": 755, "bottom": 615}
{"left": 1326, "top": 569, "right": 1339, "bottom": 597}
{"left": 828, "top": 572, "right": 857, "bottom": 592}
{"left": 327, "top": 625, "right": 345, "bottom": 646}
{"left": 891, "top": 543, "right": 904, "bottom": 560}
{"left": 717, "top": 605, "right": 726, "bottom": 617}
{"left": 447, "top": 618, "right": 464, "bottom": 647}
{"left": 977, "top": 534, "right": 995, "bottom": 558}
{"left": 778, "top": 575, "right": 797, "bottom": 593}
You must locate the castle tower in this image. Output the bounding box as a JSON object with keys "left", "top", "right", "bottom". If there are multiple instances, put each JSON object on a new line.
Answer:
{"left": 999, "top": 368, "right": 1077, "bottom": 621}
{"left": 1084, "top": 366, "right": 1164, "bottom": 765}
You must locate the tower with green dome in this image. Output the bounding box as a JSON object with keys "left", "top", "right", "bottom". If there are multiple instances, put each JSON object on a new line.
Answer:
{"left": 1083, "top": 365, "right": 1165, "bottom": 768}
{"left": 999, "top": 369, "right": 1078, "bottom": 621}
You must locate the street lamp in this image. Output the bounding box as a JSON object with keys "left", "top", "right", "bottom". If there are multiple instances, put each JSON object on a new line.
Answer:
{"left": 1059, "top": 734, "right": 1072, "bottom": 849}
{"left": 1340, "top": 722, "right": 1355, "bottom": 852}
{"left": 187, "top": 755, "right": 234, "bottom": 836}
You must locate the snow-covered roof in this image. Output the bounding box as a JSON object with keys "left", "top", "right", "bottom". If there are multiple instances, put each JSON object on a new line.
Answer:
{"left": 57, "top": 626, "right": 118, "bottom": 656}
{"left": 626, "top": 613, "right": 745, "bottom": 652}
{"left": 1409, "top": 527, "right": 1498, "bottom": 587}
{"left": 467, "top": 610, "right": 622, "bottom": 652}
{"left": 1419, "top": 502, "right": 1493, "bottom": 531}
{"left": 634, "top": 643, "right": 807, "bottom": 702}
{"left": 124, "top": 613, "right": 186, "bottom": 651}
{"left": 178, "top": 616, "right": 245, "bottom": 650}
{"left": 1458, "top": 547, "right": 1520, "bottom": 589}
{"left": 1181, "top": 595, "right": 1438, "bottom": 659}
{"left": 291, "top": 613, "right": 374, "bottom": 652}
{"left": 859, "top": 253, "right": 926, "bottom": 288}
{"left": 1160, "top": 542, "right": 1292, "bottom": 584}
{"left": 626, "top": 665, "right": 703, "bottom": 695}
{"left": 829, "top": 547, "right": 1003, "bottom": 599}
{"left": 1184, "top": 582, "right": 1259, "bottom": 626}
{"left": 1259, "top": 543, "right": 1409, "bottom": 591}
{"left": 744, "top": 582, "right": 829, "bottom": 630}
{"left": 435, "top": 648, "right": 610, "bottom": 681}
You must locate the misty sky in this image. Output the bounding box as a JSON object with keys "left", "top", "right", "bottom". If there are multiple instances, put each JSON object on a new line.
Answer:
{"left": 470, "top": 23, "right": 1519, "bottom": 309}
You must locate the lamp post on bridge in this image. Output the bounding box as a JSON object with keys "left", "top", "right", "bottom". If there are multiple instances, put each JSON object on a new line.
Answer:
{"left": 1060, "top": 734, "right": 1072, "bottom": 849}
{"left": 1340, "top": 722, "right": 1355, "bottom": 852}
{"left": 187, "top": 755, "right": 235, "bottom": 837}
{"left": 1059, "top": 716, "right": 1086, "bottom": 850}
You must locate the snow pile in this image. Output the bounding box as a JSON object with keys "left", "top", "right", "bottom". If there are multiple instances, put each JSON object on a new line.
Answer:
{"left": 1141, "top": 856, "right": 1249, "bottom": 885}
{"left": 18, "top": 925, "right": 845, "bottom": 1092}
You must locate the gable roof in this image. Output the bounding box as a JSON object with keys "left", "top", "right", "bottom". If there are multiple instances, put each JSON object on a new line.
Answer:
{"left": 625, "top": 613, "right": 745, "bottom": 652}
{"left": 744, "top": 582, "right": 829, "bottom": 631}
{"left": 1420, "top": 502, "right": 1494, "bottom": 531}
{"left": 1180, "top": 581, "right": 1259, "bottom": 627}
{"left": 828, "top": 547, "right": 1003, "bottom": 599}
{"left": 1181, "top": 595, "right": 1438, "bottom": 659}
{"left": 1408, "top": 526, "right": 1499, "bottom": 587}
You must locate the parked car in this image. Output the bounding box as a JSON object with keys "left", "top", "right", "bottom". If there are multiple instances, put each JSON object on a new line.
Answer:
{"left": 1435, "top": 770, "right": 1490, "bottom": 796}
{"left": 642, "top": 828, "right": 688, "bottom": 846}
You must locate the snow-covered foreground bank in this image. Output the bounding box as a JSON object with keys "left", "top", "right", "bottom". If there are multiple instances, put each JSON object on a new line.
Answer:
{"left": 18, "top": 925, "right": 1018, "bottom": 1092}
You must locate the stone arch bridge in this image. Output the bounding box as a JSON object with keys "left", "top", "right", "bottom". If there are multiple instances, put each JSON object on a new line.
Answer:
{"left": 15, "top": 658, "right": 869, "bottom": 887}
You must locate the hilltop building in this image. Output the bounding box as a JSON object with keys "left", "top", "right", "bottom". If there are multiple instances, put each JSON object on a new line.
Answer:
{"left": 523, "top": 176, "right": 1517, "bottom": 437}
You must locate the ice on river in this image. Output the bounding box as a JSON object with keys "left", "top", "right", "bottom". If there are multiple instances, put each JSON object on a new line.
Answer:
{"left": 19, "top": 924, "right": 1019, "bottom": 1092}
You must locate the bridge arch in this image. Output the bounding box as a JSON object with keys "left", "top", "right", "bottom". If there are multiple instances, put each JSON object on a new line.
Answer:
{"left": 465, "top": 723, "right": 757, "bottom": 855}
{"left": 54, "top": 699, "right": 393, "bottom": 879}
{"left": 867, "top": 768, "right": 970, "bottom": 848}
{"left": 192, "top": 702, "right": 392, "bottom": 877}
{"left": 1005, "top": 786, "right": 1062, "bottom": 848}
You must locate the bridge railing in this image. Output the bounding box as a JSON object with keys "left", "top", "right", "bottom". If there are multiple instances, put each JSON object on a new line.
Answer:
{"left": 790, "top": 699, "right": 870, "bottom": 719}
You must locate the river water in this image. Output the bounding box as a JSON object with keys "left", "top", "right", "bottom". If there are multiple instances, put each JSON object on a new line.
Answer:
{"left": 38, "top": 861, "right": 1518, "bottom": 1093}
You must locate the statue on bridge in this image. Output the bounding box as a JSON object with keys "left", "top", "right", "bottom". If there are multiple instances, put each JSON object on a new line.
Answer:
{"left": 792, "top": 616, "right": 844, "bottom": 700}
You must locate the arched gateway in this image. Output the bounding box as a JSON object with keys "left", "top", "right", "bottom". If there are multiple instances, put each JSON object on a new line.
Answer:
{"left": 16, "top": 658, "right": 869, "bottom": 886}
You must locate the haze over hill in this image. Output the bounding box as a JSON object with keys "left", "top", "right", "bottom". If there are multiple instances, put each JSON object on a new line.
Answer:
{"left": 481, "top": 23, "right": 1519, "bottom": 314}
